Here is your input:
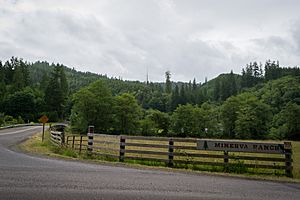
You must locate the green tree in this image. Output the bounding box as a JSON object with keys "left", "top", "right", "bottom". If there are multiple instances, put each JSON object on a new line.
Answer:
{"left": 170, "top": 85, "right": 180, "bottom": 111}
{"left": 257, "top": 76, "right": 300, "bottom": 112}
{"left": 213, "top": 78, "right": 221, "bottom": 102}
{"left": 179, "top": 84, "right": 187, "bottom": 105}
{"left": 3, "top": 60, "right": 13, "bottom": 84}
{"left": 221, "top": 96, "right": 240, "bottom": 138}
{"left": 3, "top": 88, "right": 36, "bottom": 122}
{"left": 70, "top": 80, "right": 113, "bottom": 133}
{"left": 165, "top": 71, "right": 172, "bottom": 93}
{"left": 271, "top": 103, "right": 300, "bottom": 140}
{"left": 0, "top": 62, "right": 6, "bottom": 102}
{"left": 113, "top": 93, "right": 142, "bottom": 134}
{"left": 0, "top": 113, "right": 5, "bottom": 126}
{"left": 45, "top": 65, "right": 68, "bottom": 120}
{"left": 192, "top": 78, "right": 197, "bottom": 91}
{"left": 171, "top": 103, "right": 220, "bottom": 137}
{"left": 171, "top": 104, "right": 195, "bottom": 137}
{"left": 146, "top": 109, "right": 170, "bottom": 135}
{"left": 234, "top": 94, "right": 271, "bottom": 139}
{"left": 140, "top": 117, "right": 156, "bottom": 136}
{"left": 12, "top": 63, "right": 25, "bottom": 91}
{"left": 200, "top": 102, "right": 220, "bottom": 137}
{"left": 228, "top": 70, "right": 237, "bottom": 97}
{"left": 147, "top": 91, "right": 169, "bottom": 112}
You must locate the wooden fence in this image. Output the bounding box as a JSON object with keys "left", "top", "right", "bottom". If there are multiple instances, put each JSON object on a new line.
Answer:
{"left": 50, "top": 131, "right": 64, "bottom": 146}
{"left": 49, "top": 124, "right": 66, "bottom": 146}
{"left": 64, "top": 127, "right": 293, "bottom": 177}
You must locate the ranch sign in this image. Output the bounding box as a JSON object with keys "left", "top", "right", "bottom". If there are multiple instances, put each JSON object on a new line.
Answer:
{"left": 197, "top": 139, "right": 285, "bottom": 154}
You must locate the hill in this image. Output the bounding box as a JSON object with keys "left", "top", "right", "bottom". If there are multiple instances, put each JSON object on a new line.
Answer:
{"left": 1, "top": 57, "right": 300, "bottom": 140}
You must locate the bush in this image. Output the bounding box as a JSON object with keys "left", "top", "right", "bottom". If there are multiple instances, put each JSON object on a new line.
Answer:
{"left": 223, "top": 161, "right": 248, "bottom": 174}
{"left": 0, "top": 113, "right": 4, "bottom": 126}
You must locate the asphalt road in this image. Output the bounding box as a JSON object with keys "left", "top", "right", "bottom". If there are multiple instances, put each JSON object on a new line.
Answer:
{"left": 0, "top": 127, "right": 300, "bottom": 200}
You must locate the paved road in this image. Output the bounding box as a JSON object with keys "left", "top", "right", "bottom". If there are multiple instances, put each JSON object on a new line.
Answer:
{"left": 0, "top": 127, "right": 300, "bottom": 200}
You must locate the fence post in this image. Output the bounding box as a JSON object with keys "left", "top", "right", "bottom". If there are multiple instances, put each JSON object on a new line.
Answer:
{"left": 79, "top": 136, "right": 83, "bottom": 154}
{"left": 284, "top": 142, "right": 293, "bottom": 177}
{"left": 87, "top": 126, "right": 94, "bottom": 155}
{"left": 66, "top": 136, "right": 69, "bottom": 146}
{"left": 72, "top": 136, "right": 75, "bottom": 149}
{"left": 224, "top": 151, "right": 229, "bottom": 164}
{"left": 119, "top": 136, "right": 126, "bottom": 162}
{"left": 61, "top": 131, "right": 65, "bottom": 145}
{"left": 168, "top": 138, "right": 174, "bottom": 167}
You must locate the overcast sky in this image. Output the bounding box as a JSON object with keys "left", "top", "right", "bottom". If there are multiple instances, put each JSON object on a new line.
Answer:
{"left": 1, "top": 0, "right": 300, "bottom": 82}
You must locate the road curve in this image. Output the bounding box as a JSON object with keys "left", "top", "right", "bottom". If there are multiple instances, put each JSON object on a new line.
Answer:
{"left": 0, "top": 127, "right": 299, "bottom": 200}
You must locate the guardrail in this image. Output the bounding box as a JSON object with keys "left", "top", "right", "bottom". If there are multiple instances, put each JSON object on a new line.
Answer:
{"left": 0, "top": 123, "right": 42, "bottom": 130}
{"left": 64, "top": 126, "right": 293, "bottom": 177}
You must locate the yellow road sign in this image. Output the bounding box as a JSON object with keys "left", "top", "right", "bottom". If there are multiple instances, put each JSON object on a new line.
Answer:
{"left": 39, "top": 115, "right": 49, "bottom": 124}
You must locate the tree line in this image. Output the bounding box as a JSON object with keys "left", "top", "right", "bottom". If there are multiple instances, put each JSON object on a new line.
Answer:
{"left": 0, "top": 57, "right": 299, "bottom": 140}
{"left": 0, "top": 57, "right": 68, "bottom": 123}
{"left": 70, "top": 75, "right": 300, "bottom": 140}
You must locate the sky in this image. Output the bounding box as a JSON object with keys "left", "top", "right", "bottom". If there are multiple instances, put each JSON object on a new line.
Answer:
{"left": 0, "top": 0, "right": 300, "bottom": 82}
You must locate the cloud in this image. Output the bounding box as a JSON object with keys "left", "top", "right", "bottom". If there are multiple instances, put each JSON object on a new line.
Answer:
{"left": 0, "top": 0, "right": 300, "bottom": 82}
{"left": 291, "top": 21, "right": 300, "bottom": 54}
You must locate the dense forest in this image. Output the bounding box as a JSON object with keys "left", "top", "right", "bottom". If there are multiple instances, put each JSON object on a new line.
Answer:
{"left": 1, "top": 57, "right": 300, "bottom": 140}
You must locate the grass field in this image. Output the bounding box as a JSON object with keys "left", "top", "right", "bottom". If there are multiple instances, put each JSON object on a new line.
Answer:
{"left": 20, "top": 131, "right": 300, "bottom": 182}
{"left": 292, "top": 141, "right": 300, "bottom": 178}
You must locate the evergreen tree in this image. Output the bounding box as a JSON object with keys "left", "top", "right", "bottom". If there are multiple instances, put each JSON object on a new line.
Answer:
{"left": 12, "top": 63, "right": 25, "bottom": 91}
{"left": 165, "top": 71, "right": 172, "bottom": 93}
{"left": 40, "top": 73, "right": 49, "bottom": 92}
{"left": 228, "top": 70, "right": 237, "bottom": 96}
{"left": 213, "top": 78, "right": 221, "bottom": 102}
{"left": 3, "top": 61, "right": 13, "bottom": 84}
{"left": 192, "top": 78, "right": 197, "bottom": 91}
{"left": 170, "top": 84, "right": 180, "bottom": 111}
{"left": 188, "top": 80, "right": 192, "bottom": 92}
{"left": 253, "top": 62, "right": 260, "bottom": 78}
{"left": 0, "top": 61, "right": 4, "bottom": 82}
{"left": 0, "top": 62, "right": 6, "bottom": 102}
{"left": 264, "top": 60, "right": 280, "bottom": 81}
{"left": 191, "top": 78, "right": 197, "bottom": 104}
{"left": 220, "top": 75, "right": 231, "bottom": 101}
{"left": 179, "top": 84, "right": 186, "bottom": 105}
{"left": 20, "top": 59, "right": 30, "bottom": 86}
{"left": 44, "top": 65, "right": 68, "bottom": 120}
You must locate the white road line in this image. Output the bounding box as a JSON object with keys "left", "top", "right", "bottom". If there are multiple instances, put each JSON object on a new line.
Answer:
{"left": 0, "top": 127, "right": 41, "bottom": 136}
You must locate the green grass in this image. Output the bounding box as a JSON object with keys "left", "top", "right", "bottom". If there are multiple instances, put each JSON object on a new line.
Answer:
{"left": 292, "top": 141, "right": 300, "bottom": 179}
{"left": 19, "top": 130, "right": 79, "bottom": 159}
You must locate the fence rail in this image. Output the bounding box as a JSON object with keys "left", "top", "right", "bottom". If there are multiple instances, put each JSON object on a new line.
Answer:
{"left": 61, "top": 126, "right": 293, "bottom": 177}
{"left": 50, "top": 131, "right": 64, "bottom": 146}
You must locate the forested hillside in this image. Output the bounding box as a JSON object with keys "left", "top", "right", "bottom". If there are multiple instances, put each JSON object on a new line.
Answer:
{"left": 1, "top": 57, "right": 299, "bottom": 140}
